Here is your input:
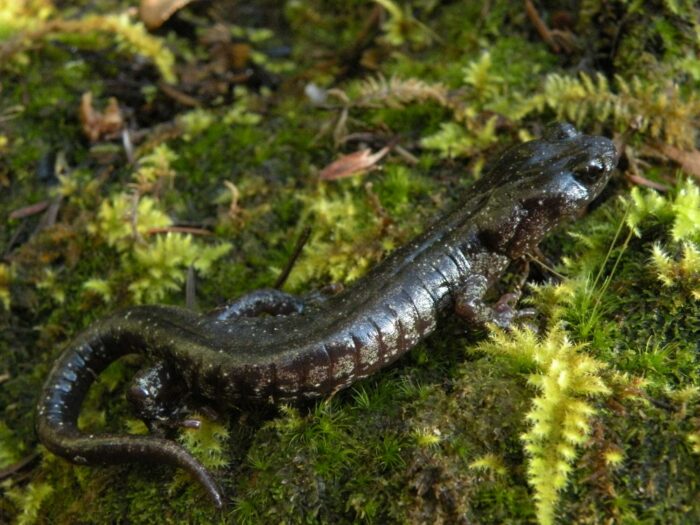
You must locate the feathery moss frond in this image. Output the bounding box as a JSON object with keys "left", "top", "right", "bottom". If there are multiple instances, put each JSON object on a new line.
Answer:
{"left": 477, "top": 324, "right": 610, "bottom": 525}
{"left": 413, "top": 427, "right": 442, "bottom": 449}
{"left": 373, "top": 0, "right": 437, "bottom": 48}
{"left": 356, "top": 74, "right": 450, "bottom": 109}
{"left": 286, "top": 185, "right": 382, "bottom": 287}
{"left": 0, "top": 421, "right": 25, "bottom": 468}
{"left": 85, "top": 150, "right": 231, "bottom": 304}
{"left": 132, "top": 144, "right": 178, "bottom": 192}
{"left": 468, "top": 453, "right": 507, "bottom": 476}
{"left": 91, "top": 194, "right": 171, "bottom": 251}
{"left": 625, "top": 186, "right": 670, "bottom": 236}
{"left": 689, "top": 432, "right": 700, "bottom": 454}
{"left": 651, "top": 242, "right": 700, "bottom": 300}
{"left": 0, "top": 263, "right": 11, "bottom": 310}
{"left": 626, "top": 181, "right": 700, "bottom": 239}
{"left": 6, "top": 482, "right": 54, "bottom": 525}
{"left": 670, "top": 179, "right": 700, "bottom": 242}
{"left": 128, "top": 233, "right": 232, "bottom": 304}
{"left": 462, "top": 51, "right": 503, "bottom": 104}
{"left": 624, "top": 180, "right": 700, "bottom": 301}
{"left": 420, "top": 115, "right": 499, "bottom": 158}
{"left": 543, "top": 73, "right": 700, "bottom": 147}
{"left": 178, "top": 415, "right": 230, "bottom": 470}
{"left": 0, "top": 13, "right": 176, "bottom": 82}
{"left": 0, "top": 0, "right": 53, "bottom": 40}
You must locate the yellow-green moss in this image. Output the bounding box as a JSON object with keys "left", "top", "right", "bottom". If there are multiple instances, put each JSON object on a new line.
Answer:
{"left": 476, "top": 325, "right": 610, "bottom": 525}
{"left": 0, "top": 263, "right": 12, "bottom": 309}
{"left": 1, "top": 1, "right": 699, "bottom": 523}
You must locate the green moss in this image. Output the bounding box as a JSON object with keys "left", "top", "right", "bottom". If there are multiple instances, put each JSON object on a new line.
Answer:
{"left": 1, "top": 1, "right": 699, "bottom": 523}
{"left": 5, "top": 481, "right": 54, "bottom": 525}
{"left": 473, "top": 325, "right": 610, "bottom": 525}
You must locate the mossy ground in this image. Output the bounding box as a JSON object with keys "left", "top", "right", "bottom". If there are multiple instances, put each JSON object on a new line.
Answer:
{"left": 1, "top": 1, "right": 699, "bottom": 524}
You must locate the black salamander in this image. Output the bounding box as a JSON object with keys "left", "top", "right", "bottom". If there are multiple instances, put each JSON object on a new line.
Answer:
{"left": 35, "top": 123, "right": 617, "bottom": 507}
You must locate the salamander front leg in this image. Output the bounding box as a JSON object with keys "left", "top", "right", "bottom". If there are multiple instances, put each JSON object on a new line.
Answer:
{"left": 209, "top": 288, "right": 305, "bottom": 321}
{"left": 454, "top": 274, "right": 534, "bottom": 329}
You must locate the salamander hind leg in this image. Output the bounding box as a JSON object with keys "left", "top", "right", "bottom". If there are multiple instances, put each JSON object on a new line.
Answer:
{"left": 127, "top": 361, "right": 193, "bottom": 434}
{"left": 36, "top": 323, "right": 225, "bottom": 507}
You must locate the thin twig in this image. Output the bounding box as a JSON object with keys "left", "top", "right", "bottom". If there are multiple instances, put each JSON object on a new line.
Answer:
{"left": 146, "top": 226, "right": 213, "bottom": 236}
{"left": 274, "top": 226, "right": 312, "bottom": 290}
{"left": 524, "top": 0, "right": 559, "bottom": 53}
{"left": 0, "top": 452, "right": 40, "bottom": 481}
{"left": 158, "top": 81, "right": 201, "bottom": 107}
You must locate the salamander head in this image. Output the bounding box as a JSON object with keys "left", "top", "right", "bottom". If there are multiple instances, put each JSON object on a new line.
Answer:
{"left": 478, "top": 122, "right": 618, "bottom": 257}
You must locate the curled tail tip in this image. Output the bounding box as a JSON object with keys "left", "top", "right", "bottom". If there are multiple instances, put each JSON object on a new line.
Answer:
{"left": 35, "top": 422, "right": 227, "bottom": 508}
{"left": 35, "top": 333, "right": 228, "bottom": 507}
{"left": 210, "top": 486, "right": 225, "bottom": 509}
{"left": 184, "top": 450, "right": 226, "bottom": 508}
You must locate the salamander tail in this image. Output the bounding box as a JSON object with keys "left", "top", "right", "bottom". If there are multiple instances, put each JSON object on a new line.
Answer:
{"left": 35, "top": 323, "right": 224, "bottom": 508}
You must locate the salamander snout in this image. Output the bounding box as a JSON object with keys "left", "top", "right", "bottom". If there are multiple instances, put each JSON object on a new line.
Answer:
{"left": 576, "top": 142, "right": 616, "bottom": 176}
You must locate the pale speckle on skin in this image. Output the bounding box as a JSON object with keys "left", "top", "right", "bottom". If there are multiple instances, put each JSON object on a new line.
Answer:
{"left": 359, "top": 342, "right": 379, "bottom": 367}
{"left": 307, "top": 365, "right": 328, "bottom": 385}
{"left": 333, "top": 355, "right": 355, "bottom": 379}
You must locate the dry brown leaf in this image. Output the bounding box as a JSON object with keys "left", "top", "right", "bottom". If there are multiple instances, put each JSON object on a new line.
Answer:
{"left": 656, "top": 143, "right": 700, "bottom": 179}
{"left": 319, "top": 147, "right": 390, "bottom": 180}
{"left": 139, "top": 0, "right": 196, "bottom": 30}
{"left": 79, "top": 92, "right": 124, "bottom": 143}
{"left": 9, "top": 200, "right": 50, "bottom": 220}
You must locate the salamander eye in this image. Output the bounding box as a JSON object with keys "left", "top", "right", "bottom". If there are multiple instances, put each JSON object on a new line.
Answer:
{"left": 575, "top": 158, "right": 606, "bottom": 181}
